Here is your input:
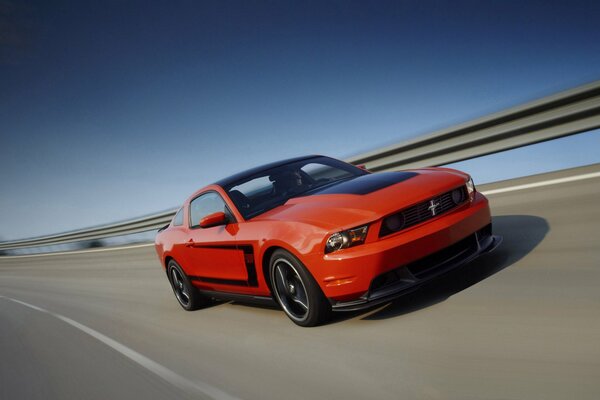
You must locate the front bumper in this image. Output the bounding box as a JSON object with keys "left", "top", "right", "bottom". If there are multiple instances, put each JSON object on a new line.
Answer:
{"left": 305, "top": 192, "right": 499, "bottom": 310}
{"left": 329, "top": 226, "right": 502, "bottom": 311}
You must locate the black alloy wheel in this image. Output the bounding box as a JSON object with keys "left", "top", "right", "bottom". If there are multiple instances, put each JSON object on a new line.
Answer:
{"left": 167, "top": 260, "right": 209, "bottom": 311}
{"left": 269, "top": 249, "right": 331, "bottom": 327}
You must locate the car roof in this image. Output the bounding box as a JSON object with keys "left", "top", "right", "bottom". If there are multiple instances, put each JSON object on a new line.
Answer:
{"left": 214, "top": 155, "right": 324, "bottom": 188}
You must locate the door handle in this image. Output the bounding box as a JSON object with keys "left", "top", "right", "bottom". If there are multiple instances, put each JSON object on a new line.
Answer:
{"left": 185, "top": 239, "right": 195, "bottom": 247}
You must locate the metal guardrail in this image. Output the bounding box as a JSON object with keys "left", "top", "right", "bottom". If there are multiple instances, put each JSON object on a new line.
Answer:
{"left": 348, "top": 80, "right": 600, "bottom": 170}
{"left": 2, "top": 79, "right": 600, "bottom": 251}
{"left": 0, "top": 210, "right": 176, "bottom": 250}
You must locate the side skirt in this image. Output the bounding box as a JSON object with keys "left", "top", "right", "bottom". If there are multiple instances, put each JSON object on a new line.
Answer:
{"left": 198, "top": 290, "right": 277, "bottom": 307}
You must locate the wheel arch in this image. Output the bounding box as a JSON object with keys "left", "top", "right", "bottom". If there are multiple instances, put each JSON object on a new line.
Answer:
{"left": 260, "top": 243, "right": 315, "bottom": 294}
{"left": 261, "top": 246, "right": 280, "bottom": 293}
{"left": 163, "top": 256, "right": 175, "bottom": 283}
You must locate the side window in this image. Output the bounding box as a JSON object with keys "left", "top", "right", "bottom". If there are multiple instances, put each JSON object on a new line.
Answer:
{"left": 189, "top": 192, "right": 228, "bottom": 228}
{"left": 172, "top": 208, "right": 184, "bottom": 226}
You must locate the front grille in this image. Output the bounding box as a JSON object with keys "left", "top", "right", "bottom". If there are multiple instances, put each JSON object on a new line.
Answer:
{"left": 379, "top": 186, "right": 468, "bottom": 237}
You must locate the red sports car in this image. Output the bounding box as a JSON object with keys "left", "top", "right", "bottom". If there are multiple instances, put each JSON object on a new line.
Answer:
{"left": 155, "top": 155, "right": 500, "bottom": 326}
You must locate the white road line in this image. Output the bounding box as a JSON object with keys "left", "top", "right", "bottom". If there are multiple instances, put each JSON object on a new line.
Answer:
{"left": 0, "top": 295, "right": 242, "bottom": 400}
{"left": 0, "top": 243, "right": 154, "bottom": 259}
{"left": 481, "top": 171, "right": 600, "bottom": 195}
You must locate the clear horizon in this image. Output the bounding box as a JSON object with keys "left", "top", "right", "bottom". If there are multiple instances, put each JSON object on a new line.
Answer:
{"left": 2, "top": 0, "right": 600, "bottom": 240}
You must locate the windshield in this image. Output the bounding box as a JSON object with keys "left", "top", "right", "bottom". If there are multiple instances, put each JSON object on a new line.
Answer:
{"left": 225, "top": 157, "right": 367, "bottom": 219}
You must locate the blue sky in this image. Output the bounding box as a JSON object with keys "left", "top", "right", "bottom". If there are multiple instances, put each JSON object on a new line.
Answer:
{"left": 1, "top": 0, "right": 600, "bottom": 240}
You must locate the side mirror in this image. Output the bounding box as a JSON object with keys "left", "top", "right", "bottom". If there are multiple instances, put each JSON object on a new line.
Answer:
{"left": 199, "top": 211, "right": 228, "bottom": 228}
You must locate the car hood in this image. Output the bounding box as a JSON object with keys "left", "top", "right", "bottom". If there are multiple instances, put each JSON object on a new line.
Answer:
{"left": 252, "top": 168, "right": 468, "bottom": 230}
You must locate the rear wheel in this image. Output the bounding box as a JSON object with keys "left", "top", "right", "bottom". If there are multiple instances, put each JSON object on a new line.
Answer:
{"left": 269, "top": 249, "right": 331, "bottom": 327}
{"left": 167, "top": 260, "right": 210, "bottom": 311}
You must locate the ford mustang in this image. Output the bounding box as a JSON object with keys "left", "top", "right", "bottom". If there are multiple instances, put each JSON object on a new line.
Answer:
{"left": 155, "top": 155, "right": 501, "bottom": 326}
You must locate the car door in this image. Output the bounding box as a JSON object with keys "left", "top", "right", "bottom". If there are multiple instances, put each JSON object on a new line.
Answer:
{"left": 185, "top": 191, "right": 249, "bottom": 287}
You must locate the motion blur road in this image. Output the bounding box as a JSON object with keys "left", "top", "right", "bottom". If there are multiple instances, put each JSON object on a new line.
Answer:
{"left": 1, "top": 165, "right": 599, "bottom": 400}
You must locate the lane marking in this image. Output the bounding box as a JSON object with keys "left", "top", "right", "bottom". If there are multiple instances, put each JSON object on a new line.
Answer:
{"left": 481, "top": 171, "right": 600, "bottom": 195}
{"left": 0, "top": 295, "right": 242, "bottom": 400}
{"left": 0, "top": 243, "right": 154, "bottom": 259}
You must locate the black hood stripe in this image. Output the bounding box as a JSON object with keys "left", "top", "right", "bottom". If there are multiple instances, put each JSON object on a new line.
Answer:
{"left": 313, "top": 172, "right": 419, "bottom": 195}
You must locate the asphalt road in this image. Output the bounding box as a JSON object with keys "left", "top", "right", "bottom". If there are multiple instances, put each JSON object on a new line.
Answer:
{"left": 1, "top": 165, "right": 600, "bottom": 400}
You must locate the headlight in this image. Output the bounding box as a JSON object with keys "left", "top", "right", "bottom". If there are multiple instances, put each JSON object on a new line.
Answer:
{"left": 325, "top": 225, "right": 368, "bottom": 253}
{"left": 466, "top": 177, "right": 475, "bottom": 201}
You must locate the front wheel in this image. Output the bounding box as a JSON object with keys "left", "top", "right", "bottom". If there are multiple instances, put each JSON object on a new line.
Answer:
{"left": 269, "top": 249, "right": 331, "bottom": 327}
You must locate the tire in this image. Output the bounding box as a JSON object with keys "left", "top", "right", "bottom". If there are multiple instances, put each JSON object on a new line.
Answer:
{"left": 269, "top": 249, "right": 332, "bottom": 327}
{"left": 167, "top": 260, "right": 210, "bottom": 311}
